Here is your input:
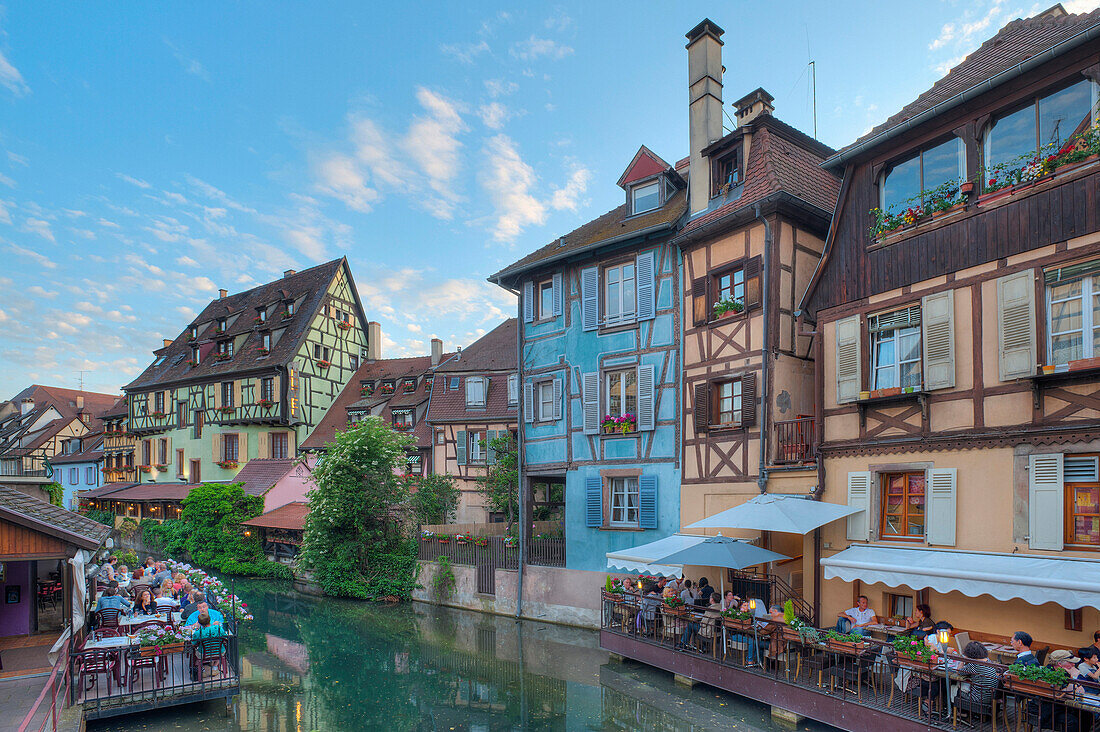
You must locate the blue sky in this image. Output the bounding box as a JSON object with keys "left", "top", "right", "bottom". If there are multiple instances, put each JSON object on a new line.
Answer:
{"left": 0, "top": 0, "right": 1087, "bottom": 397}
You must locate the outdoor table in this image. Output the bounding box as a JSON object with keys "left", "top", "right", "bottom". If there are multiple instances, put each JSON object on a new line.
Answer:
{"left": 865, "top": 622, "right": 907, "bottom": 640}
{"left": 119, "top": 612, "right": 181, "bottom": 628}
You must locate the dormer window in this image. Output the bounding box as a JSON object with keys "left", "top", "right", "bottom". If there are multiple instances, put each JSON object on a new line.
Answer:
{"left": 466, "top": 377, "right": 487, "bottom": 407}
{"left": 191, "top": 346, "right": 200, "bottom": 365}
{"left": 219, "top": 340, "right": 233, "bottom": 357}
{"left": 217, "top": 318, "right": 227, "bottom": 333}
{"left": 711, "top": 147, "right": 741, "bottom": 197}
{"left": 402, "top": 378, "right": 417, "bottom": 393}
{"left": 631, "top": 181, "right": 660, "bottom": 215}
{"left": 285, "top": 301, "right": 295, "bottom": 317}
{"left": 256, "top": 307, "right": 267, "bottom": 323}
{"left": 261, "top": 333, "right": 271, "bottom": 351}
{"left": 189, "top": 325, "right": 198, "bottom": 339}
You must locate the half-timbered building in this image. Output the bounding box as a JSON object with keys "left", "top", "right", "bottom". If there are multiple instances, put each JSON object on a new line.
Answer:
{"left": 675, "top": 20, "right": 839, "bottom": 600}
{"left": 99, "top": 397, "right": 136, "bottom": 486}
{"left": 426, "top": 319, "right": 518, "bottom": 523}
{"left": 802, "top": 5, "right": 1100, "bottom": 645}
{"left": 122, "top": 258, "right": 372, "bottom": 488}
{"left": 52, "top": 432, "right": 103, "bottom": 510}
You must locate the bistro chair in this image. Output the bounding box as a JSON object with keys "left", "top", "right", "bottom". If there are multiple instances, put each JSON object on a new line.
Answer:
{"left": 97, "top": 607, "right": 122, "bottom": 631}
{"left": 125, "top": 646, "right": 163, "bottom": 691}
{"left": 77, "top": 650, "right": 120, "bottom": 699}
{"left": 191, "top": 637, "right": 230, "bottom": 681}
{"left": 697, "top": 613, "right": 718, "bottom": 657}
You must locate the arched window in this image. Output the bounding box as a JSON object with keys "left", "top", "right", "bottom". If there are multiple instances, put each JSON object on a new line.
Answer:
{"left": 880, "top": 137, "right": 965, "bottom": 213}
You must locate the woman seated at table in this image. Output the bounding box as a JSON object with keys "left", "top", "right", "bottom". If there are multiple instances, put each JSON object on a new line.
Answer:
{"left": 948, "top": 642, "right": 1000, "bottom": 713}
{"left": 720, "top": 591, "right": 740, "bottom": 612}
{"left": 116, "top": 564, "right": 131, "bottom": 585}
{"left": 132, "top": 588, "right": 156, "bottom": 616}
{"left": 902, "top": 604, "right": 935, "bottom": 636}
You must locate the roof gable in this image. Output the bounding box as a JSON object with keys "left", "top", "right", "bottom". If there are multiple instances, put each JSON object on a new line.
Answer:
{"left": 617, "top": 145, "right": 672, "bottom": 188}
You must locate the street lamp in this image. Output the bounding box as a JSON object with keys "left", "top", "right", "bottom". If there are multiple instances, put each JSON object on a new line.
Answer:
{"left": 748, "top": 598, "right": 761, "bottom": 668}
{"left": 937, "top": 627, "right": 953, "bottom": 720}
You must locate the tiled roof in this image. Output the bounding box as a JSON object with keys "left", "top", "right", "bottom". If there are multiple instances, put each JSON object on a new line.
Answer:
{"left": 51, "top": 448, "right": 104, "bottom": 465}
{"left": 680, "top": 118, "right": 840, "bottom": 236}
{"left": 434, "top": 319, "right": 517, "bottom": 373}
{"left": 0, "top": 484, "right": 110, "bottom": 550}
{"left": 0, "top": 385, "right": 118, "bottom": 459}
{"left": 492, "top": 188, "right": 686, "bottom": 281}
{"left": 125, "top": 258, "right": 352, "bottom": 390}
{"left": 232, "top": 458, "right": 298, "bottom": 497}
{"left": 79, "top": 482, "right": 134, "bottom": 499}
{"left": 241, "top": 501, "right": 308, "bottom": 531}
{"left": 107, "top": 483, "right": 196, "bottom": 501}
{"left": 102, "top": 396, "right": 129, "bottom": 419}
{"left": 427, "top": 320, "right": 519, "bottom": 424}
{"left": 829, "top": 5, "right": 1100, "bottom": 164}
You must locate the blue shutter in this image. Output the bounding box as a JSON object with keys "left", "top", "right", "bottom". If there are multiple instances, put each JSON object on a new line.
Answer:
{"left": 456, "top": 430, "right": 467, "bottom": 465}
{"left": 637, "top": 364, "right": 655, "bottom": 431}
{"left": 552, "top": 377, "right": 563, "bottom": 421}
{"left": 636, "top": 250, "right": 656, "bottom": 321}
{"left": 486, "top": 430, "right": 497, "bottom": 464}
{"left": 523, "top": 280, "right": 534, "bottom": 322}
{"left": 585, "top": 476, "right": 603, "bottom": 527}
{"left": 552, "top": 272, "right": 563, "bottom": 316}
{"left": 581, "top": 266, "right": 599, "bottom": 331}
{"left": 639, "top": 475, "right": 657, "bottom": 529}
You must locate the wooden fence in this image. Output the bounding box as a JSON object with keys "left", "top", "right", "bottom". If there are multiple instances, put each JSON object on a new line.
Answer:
{"left": 417, "top": 536, "right": 565, "bottom": 569}
{"left": 418, "top": 521, "right": 560, "bottom": 537}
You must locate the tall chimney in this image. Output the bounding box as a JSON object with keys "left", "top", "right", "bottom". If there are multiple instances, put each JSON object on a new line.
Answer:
{"left": 365, "top": 321, "right": 382, "bottom": 361}
{"left": 20, "top": 398, "right": 34, "bottom": 416}
{"left": 430, "top": 338, "right": 443, "bottom": 366}
{"left": 219, "top": 288, "right": 228, "bottom": 299}
{"left": 686, "top": 19, "right": 725, "bottom": 216}
{"left": 76, "top": 395, "right": 84, "bottom": 410}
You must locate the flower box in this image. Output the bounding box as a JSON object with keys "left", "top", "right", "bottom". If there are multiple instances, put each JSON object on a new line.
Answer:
{"left": 827, "top": 638, "right": 869, "bottom": 655}
{"left": 154, "top": 464, "right": 168, "bottom": 471}
{"left": 722, "top": 616, "right": 753, "bottom": 631}
{"left": 139, "top": 642, "right": 185, "bottom": 657}
{"left": 281, "top": 311, "right": 292, "bottom": 319}
{"left": 1003, "top": 674, "right": 1064, "bottom": 700}
{"left": 316, "top": 360, "right": 331, "bottom": 369}
{"left": 149, "top": 411, "right": 165, "bottom": 419}
{"left": 138, "top": 465, "right": 152, "bottom": 473}
{"left": 337, "top": 321, "right": 352, "bottom": 330}
{"left": 602, "top": 591, "right": 626, "bottom": 602}
{"left": 257, "top": 348, "right": 269, "bottom": 356}
{"left": 1068, "top": 357, "right": 1100, "bottom": 372}
{"left": 437, "top": 538, "right": 450, "bottom": 545}
{"left": 186, "top": 360, "right": 197, "bottom": 368}
{"left": 977, "top": 188, "right": 1014, "bottom": 206}
{"left": 216, "top": 460, "right": 239, "bottom": 470}
{"left": 258, "top": 399, "right": 276, "bottom": 409}
{"left": 217, "top": 406, "right": 235, "bottom": 414}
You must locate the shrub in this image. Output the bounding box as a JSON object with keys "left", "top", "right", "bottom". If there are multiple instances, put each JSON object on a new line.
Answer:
{"left": 81, "top": 509, "right": 115, "bottom": 528}
{"left": 431, "top": 556, "right": 456, "bottom": 603}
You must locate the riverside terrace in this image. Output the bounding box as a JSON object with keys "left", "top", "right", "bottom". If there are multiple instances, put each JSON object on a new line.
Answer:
{"left": 600, "top": 591, "right": 1100, "bottom": 732}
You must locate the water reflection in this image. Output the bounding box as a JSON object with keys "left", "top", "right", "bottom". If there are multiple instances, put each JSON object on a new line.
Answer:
{"left": 93, "top": 581, "right": 830, "bottom": 731}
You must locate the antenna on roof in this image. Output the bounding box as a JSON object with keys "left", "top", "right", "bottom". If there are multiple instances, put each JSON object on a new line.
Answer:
{"left": 809, "top": 60, "right": 818, "bottom": 140}
{"left": 77, "top": 371, "right": 87, "bottom": 391}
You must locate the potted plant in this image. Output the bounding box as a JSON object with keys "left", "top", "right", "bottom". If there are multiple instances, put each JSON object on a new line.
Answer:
{"left": 503, "top": 535, "right": 518, "bottom": 549}
{"left": 1068, "top": 357, "right": 1100, "bottom": 372}
{"left": 892, "top": 635, "right": 938, "bottom": 670}
{"left": 258, "top": 398, "right": 276, "bottom": 409}
{"left": 337, "top": 321, "right": 353, "bottom": 331}
{"left": 882, "top": 387, "right": 902, "bottom": 397}
{"left": 721, "top": 608, "right": 754, "bottom": 630}
{"left": 281, "top": 310, "right": 292, "bottom": 319}
{"left": 662, "top": 596, "right": 686, "bottom": 612}
{"left": 713, "top": 297, "right": 745, "bottom": 320}
{"left": 215, "top": 460, "right": 239, "bottom": 470}
{"left": 603, "top": 575, "right": 626, "bottom": 601}
{"left": 960, "top": 180, "right": 975, "bottom": 195}
{"left": 825, "top": 630, "right": 868, "bottom": 655}
{"left": 615, "top": 414, "right": 637, "bottom": 434}
{"left": 154, "top": 463, "right": 168, "bottom": 471}
{"left": 149, "top": 411, "right": 165, "bottom": 418}
{"left": 1003, "top": 663, "right": 1070, "bottom": 699}
{"left": 186, "top": 360, "right": 197, "bottom": 368}
{"left": 136, "top": 625, "right": 188, "bottom": 657}
{"left": 420, "top": 530, "right": 434, "bottom": 542}
{"left": 437, "top": 534, "right": 451, "bottom": 545}
{"left": 869, "top": 207, "right": 904, "bottom": 239}
{"left": 455, "top": 533, "right": 468, "bottom": 545}
{"left": 601, "top": 415, "right": 617, "bottom": 434}
{"left": 257, "top": 347, "right": 270, "bottom": 356}
{"left": 217, "top": 405, "right": 235, "bottom": 415}
{"left": 471, "top": 535, "right": 489, "bottom": 547}
{"left": 138, "top": 465, "right": 152, "bottom": 473}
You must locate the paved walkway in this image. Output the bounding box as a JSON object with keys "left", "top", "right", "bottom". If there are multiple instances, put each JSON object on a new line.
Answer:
{"left": 0, "top": 672, "right": 52, "bottom": 732}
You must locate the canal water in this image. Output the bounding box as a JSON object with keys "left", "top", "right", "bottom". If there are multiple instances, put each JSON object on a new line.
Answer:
{"left": 91, "top": 580, "right": 835, "bottom": 731}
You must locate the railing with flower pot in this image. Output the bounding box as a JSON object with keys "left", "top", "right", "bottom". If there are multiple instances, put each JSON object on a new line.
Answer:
{"left": 713, "top": 297, "right": 744, "bottom": 320}
{"left": 602, "top": 413, "right": 637, "bottom": 435}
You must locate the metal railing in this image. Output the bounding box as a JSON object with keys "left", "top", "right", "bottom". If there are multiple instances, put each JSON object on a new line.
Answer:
{"left": 17, "top": 641, "right": 70, "bottom": 732}
{"left": 726, "top": 568, "right": 815, "bottom": 626}
{"left": 774, "top": 417, "right": 815, "bottom": 464}
{"left": 526, "top": 537, "right": 566, "bottom": 568}
{"left": 0, "top": 450, "right": 50, "bottom": 477}
{"left": 417, "top": 535, "right": 567, "bottom": 569}
{"left": 601, "top": 591, "right": 1098, "bottom": 732}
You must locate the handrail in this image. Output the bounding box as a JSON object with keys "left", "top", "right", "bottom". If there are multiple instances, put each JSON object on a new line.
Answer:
{"left": 18, "top": 641, "right": 69, "bottom": 732}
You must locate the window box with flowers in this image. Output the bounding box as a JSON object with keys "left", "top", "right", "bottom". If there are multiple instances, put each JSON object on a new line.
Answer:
{"left": 213, "top": 352, "right": 232, "bottom": 363}
{"left": 257, "top": 347, "right": 269, "bottom": 356}
{"left": 455, "top": 533, "right": 469, "bottom": 545}
{"left": 217, "top": 405, "right": 236, "bottom": 415}
{"left": 316, "top": 359, "right": 331, "bottom": 369}
{"left": 258, "top": 398, "right": 276, "bottom": 409}
{"left": 360, "top": 385, "right": 375, "bottom": 397}
{"left": 186, "top": 360, "right": 198, "bottom": 368}
{"left": 601, "top": 413, "right": 637, "bottom": 434}
{"left": 436, "top": 534, "right": 451, "bottom": 544}
{"left": 154, "top": 463, "right": 168, "bottom": 471}
{"left": 380, "top": 383, "right": 395, "bottom": 395}
{"left": 713, "top": 297, "right": 744, "bottom": 320}
{"left": 214, "top": 327, "right": 226, "bottom": 336}
{"left": 216, "top": 460, "right": 239, "bottom": 470}
{"left": 869, "top": 180, "right": 962, "bottom": 239}
{"left": 252, "top": 316, "right": 264, "bottom": 325}
{"left": 979, "top": 124, "right": 1100, "bottom": 205}
{"left": 149, "top": 411, "right": 166, "bottom": 419}
{"left": 420, "top": 530, "right": 434, "bottom": 542}
{"left": 337, "top": 321, "right": 352, "bottom": 331}
{"left": 281, "top": 310, "right": 292, "bottom": 319}
{"left": 471, "top": 535, "right": 489, "bottom": 547}
{"left": 138, "top": 465, "right": 152, "bottom": 474}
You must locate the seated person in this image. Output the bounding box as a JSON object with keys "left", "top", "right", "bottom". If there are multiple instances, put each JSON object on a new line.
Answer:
{"left": 955, "top": 642, "right": 1001, "bottom": 711}
{"left": 835, "top": 595, "right": 876, "bottom": 637}
{"left": 679, "top": 579, "right": 697, "bottom": 606}
{"left": 94, "top": 585, "right": 133, "bottom": 614}
{"left": 720, "top": 591, "right": 740, "bottom": 612}
{"left": 1010, "top": 631, "right": 1040, "bottom": 666}
{"left": 902, "top": 603, "right": 934, "bottom": 636}
{"left": 132, "top": 588, "right": 156, "bottom": 616}
{"left": 1074, "top": 647, "right": 1100, "bottom": 689}
{"left": 180, "top": 590, "right": 204, "bottom": 619}
{"left": 184, "top": 601, "right": 225, "bottom": 628}
{"left": 116, "top": 565, "right": 131, "bottom": 584}
{"left": 697, "top": 577, "right": 714, "bottom": 606}
{"left": 153, "top": 586, "right": 181, "bottom": 612}
{"left": 191, "top": 610, "right": 226, "bottom": 641}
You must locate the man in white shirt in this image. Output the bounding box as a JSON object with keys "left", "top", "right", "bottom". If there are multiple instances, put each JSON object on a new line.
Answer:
{"left": 835, "top": 595, "right": 876, "bottom": 636}
{"left": 153, "top": 586, "right": 181, "bottom": 613}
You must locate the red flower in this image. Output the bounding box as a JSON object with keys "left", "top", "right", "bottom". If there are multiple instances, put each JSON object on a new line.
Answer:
{"left": 988, "top": 178, "right": 996, "bottom": 186}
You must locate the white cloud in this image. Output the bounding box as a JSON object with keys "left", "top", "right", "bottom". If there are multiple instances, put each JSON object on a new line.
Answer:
{"left": 71, "top": 228, "right": 96, "bottom": 240}
{"left": 0, "top": 47, "right": 29, "bottom": 97}
{"left": 6, "top": 243, "right": 57, "bottom": 269}
{"left": 0, "top": 172, "right": 14, "bottom": 188}
{"left": 929, "top": 22, "right": 957, "bottom": 50}
{"left": 0, "top": 308, "right": 9, "bottom": 322}
{"left": 165, "top": 39, "right": 210, "bottom": 81}
{"left": 510, "top": 36, "right": 573, "bottom": 61}
{"left": 175, "top": 306, "right": 197, "bottom": 319}
{"left": 440, "top": 40, "right": 490, "bottom": 64}
{"left": 284, "top": 228, "right": 326, "bottom": 259}
{"left": 313, "top": 154, "right": 379, "bottom": 213}
{"left": 549, "top": 166, "right": 590, "bottom": 211}
{"left": 934, "top": 54, "right": 967, "bottom": 76}
{"left": 479, "top": 134, "right": 545, "bottom": 241}
{"left": 478, "top": 102, "right": 510, "bottom": 130}
{"left": 484, "top": 79, "right": 518, "bottom": 97}
{"left": 176, "top": 256, "right": 199, "bottom": 267}
{"left": 97, "top": 218, "right": 121, "bottom": 228}
{"left": 403, "top": 87, "right": 467, "bottom": 218}
{"left": 351, "top": 119, "right": 410, "bottom": 189}
{"left": 22, "top": 217, "right": 54, "bottom": 242}
{"left": 117, "top": 173, "right": 152, "bottom": 189}
{"left": 27, "top": 285, "right": 57, "bottom": 298}
{"left": 407, "top": 323, "right": 422, "bottom": 333}
{"left": 0, "top": 199, "right": 10, "bottom": 225}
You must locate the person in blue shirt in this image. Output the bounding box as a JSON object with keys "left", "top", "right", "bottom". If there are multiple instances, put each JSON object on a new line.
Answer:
{"left": 94, "top": 586, "right": 132, "bottom": 614}
{"left": 184, "top": 602, "right": 224, "bottom": 628}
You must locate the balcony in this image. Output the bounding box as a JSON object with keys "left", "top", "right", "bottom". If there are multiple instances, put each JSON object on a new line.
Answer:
{"left": 773, "top": 417, "right": 814, "bottom": 464}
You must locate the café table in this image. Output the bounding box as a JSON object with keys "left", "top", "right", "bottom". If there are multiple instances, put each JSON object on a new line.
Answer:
{"left": 119, "top": 612, "right": 181, "bottom": 628}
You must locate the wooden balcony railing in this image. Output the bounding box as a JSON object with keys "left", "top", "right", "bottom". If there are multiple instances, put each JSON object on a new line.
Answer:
{"left": 774, "top": 417, "right": 815, "bottom": 464}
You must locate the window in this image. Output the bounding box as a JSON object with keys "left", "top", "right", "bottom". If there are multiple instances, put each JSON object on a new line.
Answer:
{"left": 631, "top": 181, "right": 660, "bottom": 215}
{"left": 223, "top": 433, "right": 239, "bottom": 462}
{"left": 449, "top": 377, "right": 459, "bottom": 390}
{"left": 190, "top": 459, "right": 201, "bottom": 483}
{"left": 189, "top": 325, "right": 198, "bottom": 339}
{"left": 177, "top": 401, "right": 188, "bottom": 427}
{"left": 985, "top": 79, "right": 1097, "bottom": 176}
{"left": 176, "top": 449, "right": 184, "bottom": 476}
{"left": 1066, "top": 455, "right": 1100, "bottom": 546}
{"left": 86, "top": 466, "right": 95, "bottom": 484}
{"left": 469, "top": 431, "right": 486, "bottom": 463}
{"left": 880, "top": 137, "right": 965, "bottom": 213}
{"left": 349, "top": 354, "right": 359, "bottom": 369}
{"left": 881, "top": 472, "right": 926, "bottom": 539}
{"left": 712, "top": 379, "right": 742, "bottom": 426}
{"left": 141, "top": 440, "right": 151, "bottom": 465}
{"left": 261, "top": 333, "right": 271, "bottom": 352}
{"left": 392, "top": 409, "right": 414, "bottom": 431}
{"left": 219, "top": 340, "right": 233, "bottom": 357}
{"left": 610, "top": 477, "right": 640, "bottom": 527}
{"left": 436, "top": 430, "right": 445, "bottom": 445}
{"left": 218, "top": 318, "right": 227, "bottom": 332}
{"left": 271, "top": 432, "right": 288, "bottom": 459}
{"left": 154, "top": 391, "right": 164, "bottom": 414}
{"left": 711, "top": 148, "right": 741, "bottom": 196}
{"left": 405, "top": 454, "right": 422, "bottom": 475}
{"left": 158, "top": 439, "right": 168, "bottom": 465}
{"left": 286, "top": 300, "right": 295, "bottom": 316}
{"left": 1047, "top": 262, "right": 1100, "bottom": 364}
{"left": 313, "top": 344, "right": 331, "bottom": 362}
{"left": 714, "top": 267, "right": 745, "bottom": 308}
{"left": 885, "top": 593, "right": 914, "bottom": 621}
{"left": 402, "top": 378, "right": 416, "bottom": 393}
{"left": 466, "top": 377, "right": 486, "bottom": 407}
{"left": 261, "top": 377, "right": 275, "bottom": 403}
{"left": 508, "top": 373, "right": 518, "bottom": 405}
{"left": 69, "top": 468, "right": 77, "bottom": 484}
{"left": 870, "top": 306, "right": 922, "bottom": 389}
{"left": 222, "top": 382, "right": 234, "bottom": 408}
{"left": 333, "top": 307, "right": 351, "bottom": 324}
{"left": 191, "top": 346, "right": 200, "bottom": 364}
{"left": 538, "top": 280, "right": 555, "bottom": 320}
{"left": 257, "top": 307, "right": 267, "bottom": 323}
{"left": 537, "top": 381, "right": 556, "bottom": 421}
{"left": 606, "top": 369, "right": 637, "bottom": 420}
{"left": 604, "top": 262, "right": 636, "bottom": 324}
{"left": 193, "top": 410, "right": 203, "bottom": 439}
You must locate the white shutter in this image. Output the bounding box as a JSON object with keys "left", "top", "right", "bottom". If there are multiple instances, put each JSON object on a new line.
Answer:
{"left": 846, "top": 471, "right": 872, "bottom": 541}
{"left": 523, "top": 382, "right": 534, "bottom": 424}
{"left": 1029, "top": 453, "right": 1064, "bottom": 550}
{"left": 637, "top": 364, "right": 656, "bottom": 430}
{"left": 582, "top": 372, "right": 599, "bottom": 435}
{"left": 552, "top": 378, "right": 563, "bottom": 421}
{"left": 997, "top": 270, "right": 1036, "bottom": 381}
{"left": 636, "top": 250, "right": 656, "bottom": 321}
{"left": 835, "top": 315, "right": 862, "bottom": 404}
{"left": 921, "top": 290, "right": 955, "bottom": 390}
{"left": 581, "top": 266, "right": 599, "bottom": 331}
{"left": 552, "top": 272, "right": 563, "bottom": 317}
{"left": 926, "top": 468, "right": 957, "bottom": 546}
{"left": 523, "top": 280, "right": 534, "bottom": 322}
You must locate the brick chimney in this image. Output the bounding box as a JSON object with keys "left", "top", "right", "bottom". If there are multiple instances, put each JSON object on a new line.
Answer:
{"left": 365, "top": 321, "right": 382, "bottom": 361}
{"left": 283, "top": 269, "right": 296, "bottom": 278}
{"left": 76, "top": 395, "right": 84, "bottom": 410}
{"left": 162, "top": 338, "right": 173, "bottom": 348}
{"left": 430, "top": 338, "right": 443, "bottom": 366}
{"left": 219, "top": 288, "right": 228, "bottom": 299}
{"left": 733, "top": 87, "right": 774, "bottom": 127}
{"left": 686, "top": 18, "right": 725, "bottom": 217}
{"left": 20, "top": 398, "right": 33, "bottom": 416}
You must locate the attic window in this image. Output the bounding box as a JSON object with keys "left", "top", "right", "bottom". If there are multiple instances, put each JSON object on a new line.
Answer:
{"left": 380, "top": 380, "right": 396, "bottom": 395}
{"left": 189, "top": 325, "right": 198, "bottom": 340}
{"left": 256, "top": 307, "right": 267, "bottom": 323}
{"left": 631, "top": 181, "right": 660, "bottom": 215}
{"left": 402, "top": 378, "right": 417, "bottom": 393}
{"left": 217, "top": 318, "right": 227, "bottom": 333}
{"left": 711, "top": 147, "right": 742, "bottom": 197}
{"left": 284, "top": 301, "right": 295, "bottom": 317}
{"left": 449, "top": 376, "right": 460, "bottom": 390}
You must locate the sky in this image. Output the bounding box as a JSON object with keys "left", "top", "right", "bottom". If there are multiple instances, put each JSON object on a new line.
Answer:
{"left": 0, "top": 0, "right": 1093, "bottom": 398}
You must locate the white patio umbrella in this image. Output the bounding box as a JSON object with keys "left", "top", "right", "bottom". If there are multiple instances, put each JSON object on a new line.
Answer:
{"left": 654, "top": 534, "right": 789, "bottom": 594}
{"left": 685, "top": 493, "right": 861, "bottom": 534}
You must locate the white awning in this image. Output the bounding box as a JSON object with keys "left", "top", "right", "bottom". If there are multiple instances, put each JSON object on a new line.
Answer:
{"left": 606, "top": 533, "right": 708, "bottom": 577}
{"left": 686, "top": 494, "right": 861, "bottom": 534}
{"left": 822, "top": 544, "right": 1100, "bottom": 609}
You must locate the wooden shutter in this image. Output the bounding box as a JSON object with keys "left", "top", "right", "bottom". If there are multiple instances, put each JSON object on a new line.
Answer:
{"left": 835, "top": 315, "right": 862, "bottom": 404}
{"left": 693, "top": 383, "right": 709, "bottom": 433}
{"left": 926, "top": 468, "right": 957, "bottom": 546}
{"left": 552, "top": 378, "right": 563, "bottom": 421}
{"left": 456, "top": 430, "right": 467, "bottom": 465}
{"left": 744, "top": 256, "right": 762, "bottom": 309}
{"left": 692, "top": 277, "right": 709, "bottom": 327}
{"left": 846, "top": 471, "right": 872, "bottom": 541}
{"left": 1029, "top": 453, "right": 1064, "bottom": 550}
{"left": 639, "top": 475, "right": 657, "bottom": 529}
{"left": 287, "top": 430, "right": 297, "bottom": 459}
{"left": 581, "top": 266, "right": 599, "bottom": 331}
{"left": 238, "top": 431, "right": 248, "bottom": 463}
{"left": 583, "top": 372, "right": 599, "bottom": 435}
{"left": 637, "top": 364, "right": 656, "bottom": 431}
{"left": 922, "top": 290, "right": 956, "bottom": 390}
{"left": 997, "top": 270, "right": 1036, "bottom": 381}
{"left": 258, "top": 431, "right": 269, "bottom": 460}
{"left": 272, "top": 374, "right": 281, "bottom": 401}
{"left": 164, "top": 437, "right": 172, "bottom": 464}
{"left": 486, "top": 430, "right": 497, "bottom": 465}
{"left": 211, "top": 433, "right": 222, "bottom": 463}
{"left": 523, "top": 280, "right": 534, "bottom": 322}
{"left": 552, "top": 272, "right": 563, "bottom": 317}
{"left": 523, "top": 382, "right": 534, "bottom": 424}
{"left": 585, "top": 476, "right": 603, "bottom": 527}
{"left": 741, "top": 371, "right": 757, "bottom": 427}
{"left": 211, "top": 384, "right": 220, "bottom": 409}
{"left": 636, "top": 250, "right": 656, "bottom": 321}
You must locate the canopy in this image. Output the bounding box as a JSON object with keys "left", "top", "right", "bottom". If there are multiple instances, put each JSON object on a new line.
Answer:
{"left": 822, "top": 544, "right": 1100, "bottom": 610}
{"left": 605, "top": 534, "right": 707, "bottom": 576}
{"left": 686, "top": 493, "right": 861, "bottom": 534}
{"left": 654, "top": 534, "right": 789, "bottom": 570}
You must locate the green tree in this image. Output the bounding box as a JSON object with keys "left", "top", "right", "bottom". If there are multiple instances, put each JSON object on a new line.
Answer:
{"left": 180, "top": 482, "right": 265, "bottom": 569}
{"left": 407, "top": 472, "right": 459, "bottom": 526}
{"left": 477, "top": 432, "right": 519, "bottom": 533}
{"left": 300, "top": 418, "right": 417, "bottom": 599}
